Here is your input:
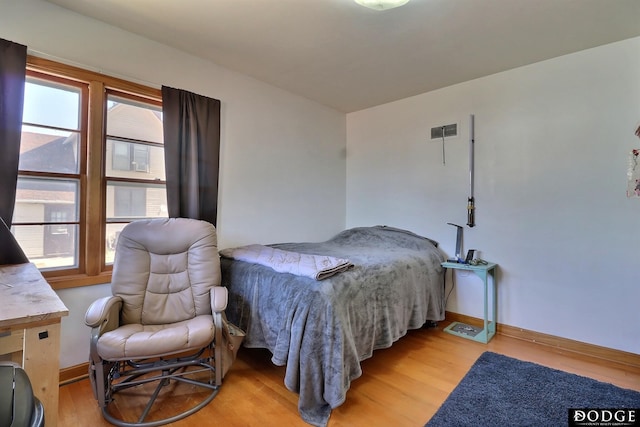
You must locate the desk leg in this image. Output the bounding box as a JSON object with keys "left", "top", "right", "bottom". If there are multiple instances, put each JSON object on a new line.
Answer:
{"left": 23, "top": 321, "right": 61, "bottom": 427}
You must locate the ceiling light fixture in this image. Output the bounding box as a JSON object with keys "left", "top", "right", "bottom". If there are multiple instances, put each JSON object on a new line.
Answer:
{"left": 354, "top": 0, "right": 410, "bottom": 11}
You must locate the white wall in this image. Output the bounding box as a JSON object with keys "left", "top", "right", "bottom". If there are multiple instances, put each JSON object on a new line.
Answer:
{"left": 346, "top": 37, "right": 640, "bottom": 354}
{"left": 1, "top": 0, "right": 347, "bottom": 368}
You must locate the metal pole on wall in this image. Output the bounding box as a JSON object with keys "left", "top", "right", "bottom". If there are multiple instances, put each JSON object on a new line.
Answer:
{"left": 467, "top": 114, "right": 476, "bottom": 227}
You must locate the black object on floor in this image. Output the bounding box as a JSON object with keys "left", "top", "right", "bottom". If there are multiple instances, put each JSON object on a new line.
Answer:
{"left": 0, "top": 363, "right": 45, "bottom": 427}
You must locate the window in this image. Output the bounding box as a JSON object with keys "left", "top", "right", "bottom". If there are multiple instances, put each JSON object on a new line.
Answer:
{"left": 112, "top": 142, "right": 150, "bottom": 172}
{"left": 11, "top": 57, "right": 165, "bottom": 289}
{"left": 104, "top": 94, "right": 167, "bottom": 265}
{"left": 114, "top": 186, "right": 147, "bottom": 217}
{"left": 13, "top": 77, "right": 83, "bottom": 271}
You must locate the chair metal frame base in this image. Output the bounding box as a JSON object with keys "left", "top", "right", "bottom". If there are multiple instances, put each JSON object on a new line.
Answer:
{"left": 90, "top": 344, "right": 221, "bottom": 427}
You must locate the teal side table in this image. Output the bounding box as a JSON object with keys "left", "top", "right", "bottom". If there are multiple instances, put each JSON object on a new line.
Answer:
{"left": 441, "top": 261, "right": 498, "bottom": 344}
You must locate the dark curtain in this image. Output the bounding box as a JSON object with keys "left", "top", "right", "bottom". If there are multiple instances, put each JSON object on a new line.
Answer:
{"left": 162, "top": 86, "right": 221, "bottom": 226}
{"left": 0, "top": 38, "right": 27, "bottom": 227}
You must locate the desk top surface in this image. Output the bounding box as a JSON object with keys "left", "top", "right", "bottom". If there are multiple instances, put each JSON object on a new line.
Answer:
{"left": 0, "top": 263, "right": 69, "bottom": 329}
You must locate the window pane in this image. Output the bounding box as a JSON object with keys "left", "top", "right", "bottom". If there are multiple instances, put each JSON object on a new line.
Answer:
{"left": 106, "top": 139, "right": 164, "bottom": 179}
{"left": 14, "top": 178, "right": 79, "bottom": 223}
{"left": 114, "top": 186, "right": 146, "bottom": 217}
{"left": 105, "top": 94, "right": 166, "bottom": 266}
{"left": 20, "top": 126, "right": 79, "bottom": 174}
{"left": 111, "top": 141, "right": 131, "bottom": 171}
{"left": 105, "top": 223, "right": 126, "bottom": 265}
{"left": 23, "top": 80, "right": 80, "bottom": 130}
{"left": 106, "top": 181, "right": 168, "bottom": 221}
{"left": 132, "top": 145, "right": 149, "bottom": 172}
{"left": 12, "top": 224, "right": 78, "bottom": 270}
{"left": 106, "top": 96, "right": 163, "bottom": 144}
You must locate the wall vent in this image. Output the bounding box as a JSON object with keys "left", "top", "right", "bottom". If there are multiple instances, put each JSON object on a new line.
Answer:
{"left": 430, "top": 123, "right": 457, "bottom": 139}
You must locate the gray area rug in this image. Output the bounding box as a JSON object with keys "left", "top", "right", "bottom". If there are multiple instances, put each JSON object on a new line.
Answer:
{"left": 426, "top": 351, "right": 640, "bottom": 427}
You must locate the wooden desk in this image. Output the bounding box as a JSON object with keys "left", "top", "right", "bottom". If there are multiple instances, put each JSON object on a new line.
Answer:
{"left": 0, "top": 263, "right": 69, "bottom": 427}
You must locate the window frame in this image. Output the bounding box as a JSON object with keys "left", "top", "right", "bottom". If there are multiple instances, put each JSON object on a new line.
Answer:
{"left": 22, "top": 56, "right": 162, "bottom": 290}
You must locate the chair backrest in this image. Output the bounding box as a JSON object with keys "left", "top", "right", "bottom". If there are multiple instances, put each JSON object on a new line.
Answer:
{"left": 111, "top": 218, "right": 221, "bottom": 326}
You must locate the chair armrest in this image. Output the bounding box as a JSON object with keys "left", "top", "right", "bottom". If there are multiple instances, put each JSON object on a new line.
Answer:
{"left": 210, "top": 287, "right": 228, "bottom": 313}
{"left": 85, "top": 296, "right": 121, "bottom": 367}
{"left": 85, "top": 296, "right": 123, "bottom": 329}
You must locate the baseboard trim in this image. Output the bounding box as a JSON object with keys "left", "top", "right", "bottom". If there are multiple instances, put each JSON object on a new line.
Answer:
{"left": 446, "top": 311, "right": 640, "bottom": 369}
{"left": 60, "top": 363, "right": 89, "bottom": 385}
{"left": 59, "top": 315, "right": 639, "bottom": 385}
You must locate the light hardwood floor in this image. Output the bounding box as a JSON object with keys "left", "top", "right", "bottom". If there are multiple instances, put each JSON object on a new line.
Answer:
{"left": 58, "top": 320, "right": 640, "bottom": 427}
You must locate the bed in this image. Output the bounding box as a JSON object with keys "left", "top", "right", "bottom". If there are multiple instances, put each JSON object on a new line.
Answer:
{"left": 219, "top": 226, "right": 445, "bottom": 426}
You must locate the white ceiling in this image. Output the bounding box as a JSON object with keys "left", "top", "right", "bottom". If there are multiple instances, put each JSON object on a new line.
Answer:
{"left": 45, "top": 0, "right": 640, "bottom": 113}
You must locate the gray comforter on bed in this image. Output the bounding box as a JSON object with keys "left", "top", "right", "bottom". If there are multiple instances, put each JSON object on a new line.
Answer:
{"left": 220, "top": 226, "right": 445, "bottom": 426}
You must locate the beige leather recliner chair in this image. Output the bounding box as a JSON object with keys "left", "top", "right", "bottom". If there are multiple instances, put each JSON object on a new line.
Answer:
{"left": 85, "top": 218, "right": 228, "bottom": 427}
